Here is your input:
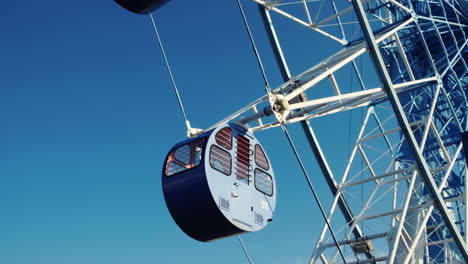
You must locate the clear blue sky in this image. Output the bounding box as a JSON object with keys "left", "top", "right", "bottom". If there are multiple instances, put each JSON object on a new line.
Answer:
{"left": 1, "top": 1, "right": 368, "bottom": 263}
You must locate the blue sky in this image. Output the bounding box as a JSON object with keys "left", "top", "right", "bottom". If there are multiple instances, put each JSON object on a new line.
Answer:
{"left": 0, "top": 1, "right": 369, "bottom": 263}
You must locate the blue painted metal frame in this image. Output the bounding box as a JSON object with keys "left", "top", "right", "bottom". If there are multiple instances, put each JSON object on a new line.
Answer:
{"left": 352, "top": 0, "right": 468, "bottom": 261}
{"left": 379, "top": 0, "right": 467, "bottom": 261}
{"left": 463, "top": 132, "right": 468, "bottom": 163}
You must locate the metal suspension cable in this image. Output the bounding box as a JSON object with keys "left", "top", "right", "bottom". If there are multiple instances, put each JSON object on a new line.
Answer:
{"left": 150, "top": 11, "right": 253, "bottom": 263}
{"left": 237, "top": 235, "right": 254, "bottom": 264}
{"left": 237, "top": 2, "right": 348, "bottom": 263}
{"left": 149, "top": 13, "right": 191, "bottom": 131}
{"left": 236, "top": 0, "right": 271, "bottom": 92}
{"left": 280, "top": 124, "right": 347, "bottom": 263}
{"left": 236, "top": 1, "right": 347, "bottom": 262}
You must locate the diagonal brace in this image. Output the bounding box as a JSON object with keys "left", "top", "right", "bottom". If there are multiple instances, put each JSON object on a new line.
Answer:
{"left": 351, "top": 0, "right": 468, "bottom": 261}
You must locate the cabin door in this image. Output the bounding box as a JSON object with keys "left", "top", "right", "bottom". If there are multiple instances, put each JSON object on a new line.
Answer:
{"left": 230, "top": 133, "right": 253, "bottom": 229}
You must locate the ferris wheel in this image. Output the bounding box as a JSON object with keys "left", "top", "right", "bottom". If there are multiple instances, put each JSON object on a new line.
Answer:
{"left": 114, "top": 0, "right": 468, "bottom": 263}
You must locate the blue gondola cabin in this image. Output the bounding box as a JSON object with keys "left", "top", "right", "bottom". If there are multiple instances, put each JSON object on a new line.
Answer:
{"left": 162, "top": 123, "right": 276, "bottom": 242}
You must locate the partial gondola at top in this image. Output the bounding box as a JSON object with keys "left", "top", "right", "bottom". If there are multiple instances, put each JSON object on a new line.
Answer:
{"left": 162, "top": 123, "right": 276, "bottom": 242}
{"left": 113, "top": 0, "right": 170, "bottom": 14}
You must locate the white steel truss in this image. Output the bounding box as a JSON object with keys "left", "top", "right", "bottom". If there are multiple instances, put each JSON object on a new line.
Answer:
{"left": 201, "top": 0, "right": 468, "bottom": 263}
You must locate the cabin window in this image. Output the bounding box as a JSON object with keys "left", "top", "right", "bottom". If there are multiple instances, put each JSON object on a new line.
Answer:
{"left": 215, "top": 127, "right": 233, "bottom": 150}
{"left": 165, "top": 138, "right": 206, "bottom": 176}
{"left": 255, "top": 169, "right": 273, "bottom": 196}
{"left": 236, "top": 135, "right": 251, "bottom": 184}
{"left": 210, "top": 145, "right": 232, "bottom": 175}
{"left": 254, "top": 144, "right": 269, "bottom": 170}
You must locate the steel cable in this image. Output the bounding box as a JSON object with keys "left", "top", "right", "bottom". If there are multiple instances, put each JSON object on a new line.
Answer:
{"left": 149, "top": 13, "right": 191, "bottom": 131}
{"left": 236, "top": 0, "right": 271, "bottom": 92}
{"left": 237, "top": 235, "right": 254, "bottom": 264}
{"left": 280, "top": 124, "right": 347, "bottom": 263}
{"left": 236, "top": 1, "right": 347, "bottom": 262}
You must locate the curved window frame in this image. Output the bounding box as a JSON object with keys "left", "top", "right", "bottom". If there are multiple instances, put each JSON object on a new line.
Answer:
{"left": 209, "top": 145, "right": 232, "bottom": 176}
{"left": 215, "top": 127, "right": 233, "bottom": 150}
{"left": 254, "top": 144, "right": 270, "bottom": 170}
{"left": 164, "top": 137, "right": 206, "bottom": 177}
{"left": 254, "top": 168, "right": 274, "bottom": 196}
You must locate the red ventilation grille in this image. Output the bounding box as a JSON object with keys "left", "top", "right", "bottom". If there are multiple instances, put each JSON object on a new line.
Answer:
{"left": 215, "top": 127, "right": 232, "bottom": 150}
{"left": 254, "top": 144, "right": 269, "bottom": 170}
{"left": 236, "top": 135, "right": 251, "bottom": 184}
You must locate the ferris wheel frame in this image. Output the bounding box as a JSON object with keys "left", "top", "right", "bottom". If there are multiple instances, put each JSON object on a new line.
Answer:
{"left": 195, "top": 0, "right": 467, "bottom": 263}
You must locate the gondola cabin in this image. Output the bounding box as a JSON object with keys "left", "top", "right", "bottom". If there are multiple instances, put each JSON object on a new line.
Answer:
{"left": 162, "top": 123, "right": 276, "bottom": 242}
{"left": 113, "top": 0, "right": 170, "bottom": 14}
